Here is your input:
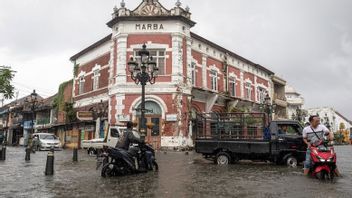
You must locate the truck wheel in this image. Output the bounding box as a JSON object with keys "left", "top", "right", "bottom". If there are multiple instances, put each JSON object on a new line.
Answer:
{"left": 286, "top": 155, "right": 298, "bottom": 168}
{"left": 216, "top": 152, "right": 231, "bottom": 165}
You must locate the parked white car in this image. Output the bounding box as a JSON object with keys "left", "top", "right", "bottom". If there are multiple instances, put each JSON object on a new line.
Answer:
{"left": 32, "top": 133, "right": 62, "bottom": 151}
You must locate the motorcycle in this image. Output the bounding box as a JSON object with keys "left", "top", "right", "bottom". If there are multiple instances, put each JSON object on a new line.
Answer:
{"left": 309, "top": 134, "right": 337, "bottom": 180}
{"left": 96, "top": 143, "right": 158, "bottom": 177}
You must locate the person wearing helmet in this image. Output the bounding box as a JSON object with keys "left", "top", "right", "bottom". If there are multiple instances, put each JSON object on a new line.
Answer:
{"left": 116, "top": 121, "right": 143, "bottom": 150}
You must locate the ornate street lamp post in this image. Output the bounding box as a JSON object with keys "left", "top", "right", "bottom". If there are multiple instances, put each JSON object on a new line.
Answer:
{"left": 24, "top": 90, "right": 39, "bottom": 161}
{"left": 296, "top": 107, "right": 302, "bottom": 122}
{"left": 260, "top": 93, "right": 276, "bottom": 122}
{"left": 128, "top": 44, "right": 158, "bottom": 141}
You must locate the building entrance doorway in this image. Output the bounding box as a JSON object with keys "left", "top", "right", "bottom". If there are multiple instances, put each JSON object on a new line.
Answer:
{"left": 135, "top": 101, "right": 162, "bottom": 150}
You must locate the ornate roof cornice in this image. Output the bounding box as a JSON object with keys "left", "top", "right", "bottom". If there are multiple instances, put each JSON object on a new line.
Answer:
{"left": 107, "top": 0, "right": 194, "bottom": 28}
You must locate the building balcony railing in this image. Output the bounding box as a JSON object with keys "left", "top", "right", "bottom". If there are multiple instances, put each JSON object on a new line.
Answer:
{"left": 274, "top": 94, "right": 288, "bottom": 107}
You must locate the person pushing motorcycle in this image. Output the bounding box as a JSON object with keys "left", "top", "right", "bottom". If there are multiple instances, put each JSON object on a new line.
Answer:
{"left": 303, "top": 115, "right": 340, "bottom": 176}
{"left": 116, "top": 121, "right": 143, "bottom": 151}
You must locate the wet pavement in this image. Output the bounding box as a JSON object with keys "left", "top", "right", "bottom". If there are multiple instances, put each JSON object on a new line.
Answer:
{"left": 0, "top": 146, "right": 352, "bottom": 198}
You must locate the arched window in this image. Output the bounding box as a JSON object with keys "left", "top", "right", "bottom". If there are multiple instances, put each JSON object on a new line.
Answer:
{"left": 136, "top": 101, "right": 162, "bottom": 115}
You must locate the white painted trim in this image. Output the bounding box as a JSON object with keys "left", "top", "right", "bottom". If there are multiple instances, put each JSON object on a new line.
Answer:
{"left": 208, "top": 64, "right": 221, "bottom": 73}
{"left": 127, "top": 42, "right": 171, "bottom": 51}
{"left": 92, "top": 64, "right": 101, "bottom": 72}
{"left": 245, "top": 78, "right": 253, "bottom": 84}
{"left": 256, "top": 83, "right": 268, "bottom": 89}
{"left": 75, "top": 64, "right": 109, "bottom": 80}
{"left": 74, "top": 93, "right": 109, "bottom": 108}
{"left": 74, "top": 86, "right": 108, "bottom": 98}
{"left": 228, "top": 72, "right": 238, "bottom": 79}
{"left": 78, "top": 71, "right": 86, "bottom": 78}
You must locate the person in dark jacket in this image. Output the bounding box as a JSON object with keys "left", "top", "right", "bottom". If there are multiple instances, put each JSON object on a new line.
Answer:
{"left": 116, "top": 121, "right": 143, "bottom": 151}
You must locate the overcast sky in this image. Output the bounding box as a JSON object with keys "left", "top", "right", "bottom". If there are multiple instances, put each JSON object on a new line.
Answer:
{"left": 1, "top": 0, "right": 351, "bottom": 119}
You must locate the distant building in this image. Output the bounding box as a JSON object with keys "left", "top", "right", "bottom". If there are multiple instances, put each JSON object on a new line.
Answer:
{"left": 305, "top": 107, "right": 352, "bottom": 134}
{"left": 0, "top": 94, "right": 45, "bottom": 145}
{"left": 271, "top": 76, "right": 287, "bottom": 119}
{"left": 285, "top": 85, "right": 305, "bottom": 120}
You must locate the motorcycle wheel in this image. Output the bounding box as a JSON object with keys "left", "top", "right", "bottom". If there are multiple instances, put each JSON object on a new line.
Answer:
{"left": 329, "top": 172, "right": 335, "bottom": 181}
{"left": 316, "top": 171, "right": 329, "bottom": 180}
{"left": 101, "top": 163, "right": 115, "bottom": 178}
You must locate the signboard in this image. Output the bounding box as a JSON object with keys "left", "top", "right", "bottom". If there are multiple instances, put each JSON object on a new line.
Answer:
{"left": 77, "top": 111, "right": 93, "bottom": 121}
{"left": 117, "top": 115, "right": 131, "bottom": 122}
{"left": 166, "top": 114, "right": 178, "bottom": 122}
{"left": 135, "top": 23, "right": 164, "bottom": 31}
{"left": 79, "top": 125, "right": 95, "bottom": 131}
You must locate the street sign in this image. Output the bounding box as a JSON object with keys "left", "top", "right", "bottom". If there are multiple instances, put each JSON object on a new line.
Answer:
{"left": 77, "top": 111, "right": 93, "bottom": 121}
{"left": 166, "top": 114, "right": 178, "bottom": 122}
{"left": 117, "top": 115, "right": 131, "bottom": 122}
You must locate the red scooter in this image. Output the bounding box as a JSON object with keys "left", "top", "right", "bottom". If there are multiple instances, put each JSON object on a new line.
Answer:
{"left": 309, "top": 135, "right": 337, "bottom": 180}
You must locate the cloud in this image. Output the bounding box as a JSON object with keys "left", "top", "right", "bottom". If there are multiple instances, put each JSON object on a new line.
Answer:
{"left": 1, "top": 0, "right": 351, "bottom": 119}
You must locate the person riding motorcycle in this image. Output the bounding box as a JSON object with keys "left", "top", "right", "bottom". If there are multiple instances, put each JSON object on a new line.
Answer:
{"left": 303, "top": 115, "right": 340, "bottom": 176}
{"left": 116, "top": 121, "right": 143, "bottom": 152}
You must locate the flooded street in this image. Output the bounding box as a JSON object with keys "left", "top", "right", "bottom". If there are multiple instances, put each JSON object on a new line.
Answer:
{"left": 0, "top": 146, "right": 351, "bottom": 198}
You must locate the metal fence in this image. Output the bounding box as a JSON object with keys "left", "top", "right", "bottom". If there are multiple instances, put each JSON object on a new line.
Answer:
{"left": 195, "top": 112, "right": 267, "bottom": 140}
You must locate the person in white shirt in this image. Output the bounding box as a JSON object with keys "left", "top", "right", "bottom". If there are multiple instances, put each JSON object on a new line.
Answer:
{"left": 302, "top": 115, "right": 337, "bottom": 176}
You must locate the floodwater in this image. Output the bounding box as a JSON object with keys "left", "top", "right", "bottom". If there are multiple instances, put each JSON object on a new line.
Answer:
{"left": 0, "top": 146, "right": 351, "bottom": 198}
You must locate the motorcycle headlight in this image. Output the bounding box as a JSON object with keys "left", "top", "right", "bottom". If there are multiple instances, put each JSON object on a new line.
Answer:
{"left": 319, "top": 159, "right": 326, "bottom": 162}
{"left": 327, "top": 157, "right": 334, "bottom": 162}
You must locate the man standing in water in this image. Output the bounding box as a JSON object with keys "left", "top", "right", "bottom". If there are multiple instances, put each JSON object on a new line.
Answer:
{"left": 302, "top": 115, "right": 339, "bottom": 176}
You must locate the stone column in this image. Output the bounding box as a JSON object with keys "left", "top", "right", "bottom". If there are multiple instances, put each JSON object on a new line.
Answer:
{"left": 115, "top": 34, "right": 128, "bottom": 84}
{"left": 202, "top": 54, "right": 208, "bottom": 88}
{"left": 240, "top": 70, "right": 244, "bottom": 98}
{"left": 171, "top": 33, "right": 183, "bottom": 83}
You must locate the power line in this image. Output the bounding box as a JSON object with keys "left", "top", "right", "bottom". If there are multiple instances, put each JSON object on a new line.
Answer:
{"left": 13, "top": 81, "right": 54, "bottom": 96}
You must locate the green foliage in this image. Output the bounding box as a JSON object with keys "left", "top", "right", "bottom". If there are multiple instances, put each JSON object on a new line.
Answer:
{"left": 73, "top": 62, "right": 79, "bottom": 76}
{"left": 339, "top": 122, "right": 346, "bottom": 130}
{"left": 52, "top": 79, "right": 76, "bottom": 124}
{"left": 0, "top": 66, "right": 15, "bottom": 99}
{"left": 64, "top": 102, "right": 77, "bottom": 123}
{"left": 53, "top": 80, "right": 72, "bottom": 112}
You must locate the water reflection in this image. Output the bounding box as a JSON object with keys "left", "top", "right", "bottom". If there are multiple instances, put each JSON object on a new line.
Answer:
{"left": 0, "top": 146, "right": 351, "bottom": 198}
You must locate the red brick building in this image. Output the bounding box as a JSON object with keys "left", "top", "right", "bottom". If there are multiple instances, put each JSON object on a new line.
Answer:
{"left": 70, "top": 0, "right": 278, "bottom": 149}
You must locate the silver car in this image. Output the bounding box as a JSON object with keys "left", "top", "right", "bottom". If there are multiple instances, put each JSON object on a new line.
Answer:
{"left": 32, "top": 133, "right": 62, "bottom": 151}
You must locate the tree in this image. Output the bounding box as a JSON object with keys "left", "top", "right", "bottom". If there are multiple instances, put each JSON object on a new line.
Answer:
{"left": 0, "top": 66, "right": 15, "bottom": 99}
{"left": 339, "top": 122, "right": 346, "bottom": 130}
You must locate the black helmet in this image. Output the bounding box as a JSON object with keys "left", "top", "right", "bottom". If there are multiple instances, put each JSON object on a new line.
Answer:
{"left": 126, "top": 121, "right": 133, "bottom": 129}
